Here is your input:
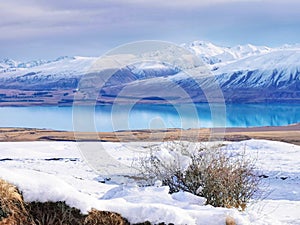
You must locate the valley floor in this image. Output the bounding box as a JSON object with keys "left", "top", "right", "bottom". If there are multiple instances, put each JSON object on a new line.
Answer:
{"left": 1, "top": 123, "right": 300, "bottom": 145}
{"left": 0, "top": 140, "right": 299, "bottom": 224}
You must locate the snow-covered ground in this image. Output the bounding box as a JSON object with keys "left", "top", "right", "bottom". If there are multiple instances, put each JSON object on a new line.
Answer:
{"left": 0, "top": 140, "right": 299, "bottom": 224}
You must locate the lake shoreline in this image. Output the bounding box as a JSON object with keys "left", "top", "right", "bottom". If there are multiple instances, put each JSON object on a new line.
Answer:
{"left": 1, "top": 123, "right": 299, "bottom": 145}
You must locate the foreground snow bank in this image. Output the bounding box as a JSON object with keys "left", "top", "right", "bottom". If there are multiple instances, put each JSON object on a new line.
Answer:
{"left": 0, "top": 167, "right": 244, "bottom": 225}
{"left": 0, "top": 140, "right": 299, "bottom": 224}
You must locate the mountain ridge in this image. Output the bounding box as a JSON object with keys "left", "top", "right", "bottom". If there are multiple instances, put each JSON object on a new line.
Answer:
{"left": 0, "top": 41, "right": 299, "bottom": 105}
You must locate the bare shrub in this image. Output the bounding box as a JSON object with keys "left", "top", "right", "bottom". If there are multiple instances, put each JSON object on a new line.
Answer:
{"left": 138, "top": 142, "right": 194, "bottom": 193}
{"left": 139, "top": 142, "right": 261, "bottom": 210}
{"left": 0, "top": 178, "right": 34, "bottom": 225}
{"left": 201, "top": 149, "right": 260, "bottom": 210}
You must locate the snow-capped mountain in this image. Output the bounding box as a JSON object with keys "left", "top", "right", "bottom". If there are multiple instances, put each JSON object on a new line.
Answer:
{"left": 0, "top": 41, "right": 299, "bottom": 104}
{"left": 0, "top": 58, "right": 19, "bottom": 69}
{"left": 205, "top": 48, "right": 300, "bottom": 102}
{"left": 100, "top": 43, "right": 300, "bottom": 103}
{"left": 215, "top": 49, "right": 300, "bottom": 87}
{"left": 0, "top": 56, "right": 77, "bottom": 73}
{"left": 0, "top": 56, "right": 96, "bottom": 89}
{"left": 183, "top": 41, "right": 272, "bottom": 65}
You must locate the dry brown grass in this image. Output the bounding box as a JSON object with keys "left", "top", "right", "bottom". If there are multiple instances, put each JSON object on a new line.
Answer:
{"left": 1, "top": 125, "right": 300, "bottom": 145}
{"left": 27, "top": 201, "right": 85, "bottom": 225}
{"left": 0, "top": 179, "right": 34, "bottom": 225}
{"left": 0, "top": 178, "right": 238, "bottom": 225}
{"left": 84, "top": 209, "right": 130, "bottom": 225}
{"left": 225, "top": 216, "right": 236, "bottom": 225}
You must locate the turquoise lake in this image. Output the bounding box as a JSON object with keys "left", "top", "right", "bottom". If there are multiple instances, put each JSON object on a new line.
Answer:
{"left": 0, "top": 103, "right": 299, "bottom": 132}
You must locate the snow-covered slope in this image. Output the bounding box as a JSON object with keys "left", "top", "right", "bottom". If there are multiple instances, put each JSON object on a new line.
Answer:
{"left": 0, "top": 41, "right": 299, "bottom": 102}
{"left": 216, "top": 49, "right": 300, "bottom": 90}
{"left": 182, "top": 41, "right": 272, "bottom": 64}
{"left": 0, "top": 56, "right": 77, "bottom": 73}
{"left": 109, "top": 44, "right": 300, "bottom": 102}
{"left": 211, "top": 48, "right": 300, "bottom": 102}
{"left": 0, "top": 140, "right": 299, "bottom": 224}
{"left": 0, "top": 56, "right": 96, "bottom": 89}
{"left": 100, "top": 46, "right": 300, "bottom": 103}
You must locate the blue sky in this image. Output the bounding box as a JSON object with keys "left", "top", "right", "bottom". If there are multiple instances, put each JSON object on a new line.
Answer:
{"left": 1, "top": 0, "right": 299, "bottom": 60}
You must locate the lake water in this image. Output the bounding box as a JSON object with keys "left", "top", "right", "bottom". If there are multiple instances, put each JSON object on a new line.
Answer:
{"left": 0, "top": 103, "right": 299, "bottom": 131}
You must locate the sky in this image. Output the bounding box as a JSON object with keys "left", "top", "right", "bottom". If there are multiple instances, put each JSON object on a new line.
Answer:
{"left": 1, "top": 0, "right": 300, "bottom": 61}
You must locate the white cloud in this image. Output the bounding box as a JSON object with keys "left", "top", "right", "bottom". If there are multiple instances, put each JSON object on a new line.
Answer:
{"left": 0, "top": 1, "right": 116, "bottom": 40}
{"left": 0, "top": 0, "right": 299, "bottom": 59}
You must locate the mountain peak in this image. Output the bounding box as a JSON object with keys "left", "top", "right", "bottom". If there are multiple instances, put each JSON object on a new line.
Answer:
{"left": 0, "top": 58, "right": 19, "bottom": 68}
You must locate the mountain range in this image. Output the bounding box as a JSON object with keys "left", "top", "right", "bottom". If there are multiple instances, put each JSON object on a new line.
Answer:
{"left": 0, "top": 41, "right": 299, "bottom": 105}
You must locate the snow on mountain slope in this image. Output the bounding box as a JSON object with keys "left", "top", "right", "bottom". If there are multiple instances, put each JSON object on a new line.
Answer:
{"left": 100, "top": 47, "right": 300, "bottom": 103}
{"left": 0, "top": 56, "right": 97, "bottom": 90}
{"left": 183, "top": 41, "right": 272, "bottom": 65}
{"left": 0, "top": 56, "right": 181, "bottom": 91}
{"left": 215, "top": 49, "right": 300, "bottom": 73}
{"left": 0, "top": 41, "right": 299, "bottom": 102}
{"left": 0, "top": 56, "right": 79, "bottom": 72}
{"left": 0, "top": 56, "right": 96, "bottom": 78}
{"left": 0, "top": 58, "right": 19, "bottom": 69}
{"left": 213, "top": 49, "right": 300, "bottom": 89}
{"left": 128, "top": 61, "right": 180, "bottom": 78}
